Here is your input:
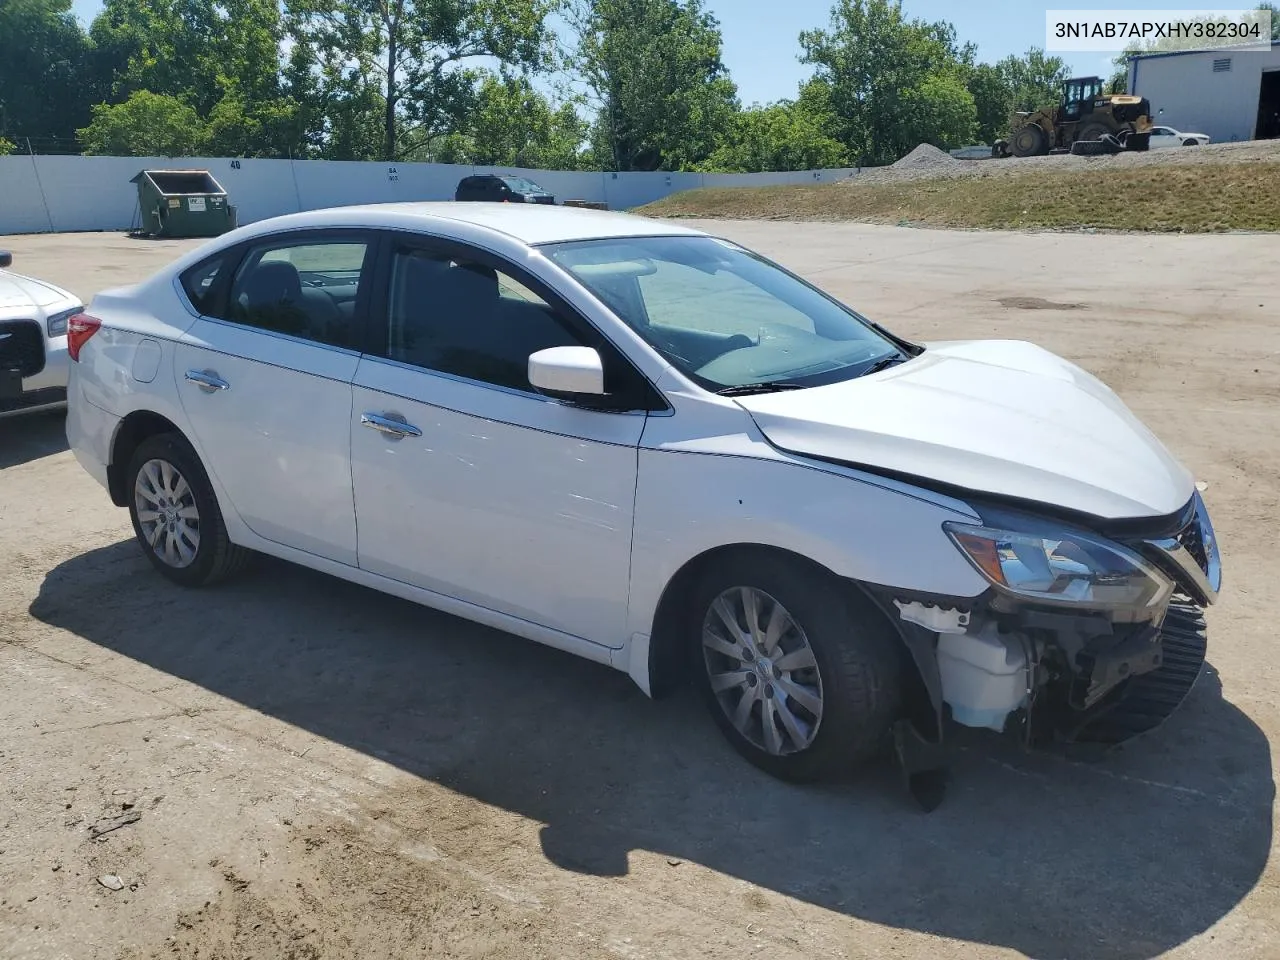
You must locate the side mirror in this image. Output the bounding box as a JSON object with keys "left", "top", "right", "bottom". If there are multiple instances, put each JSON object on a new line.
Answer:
{"left": 0, "top": 251, "right": 11, "bottom": 269}
{"left": 529, "top": 346, "right": 606, "bottom": 398}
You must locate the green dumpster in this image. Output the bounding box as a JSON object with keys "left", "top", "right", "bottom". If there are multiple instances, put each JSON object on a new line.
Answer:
{"left": 131, "top": 169, "right": 237, "bottom": 238}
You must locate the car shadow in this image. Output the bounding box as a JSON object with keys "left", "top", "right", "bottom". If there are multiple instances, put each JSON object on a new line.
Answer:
{"left": 31, "top": 542, "right": 1274, "bottom": 960}
{"left": 0, "top": 408, "right": 68, "bottom": 468}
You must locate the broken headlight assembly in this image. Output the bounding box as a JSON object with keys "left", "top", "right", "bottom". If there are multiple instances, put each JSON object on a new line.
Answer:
{"left": 944, "top": 521, "right": 1174, "bottom": 613}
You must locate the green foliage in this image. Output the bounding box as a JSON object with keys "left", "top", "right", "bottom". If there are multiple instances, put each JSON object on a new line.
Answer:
{"left": 433, "top": 75, "right": 589, "bottom": 168}
{"left": 997, "top": 47, "right": 1070, "bottom": 113}
{"left": 285, "top": 0, "right": 557, "bottom": 162}
{"left": 1263, "top": 2, "right": 1280, "bottom": 39}
{"left": 0, "top": 136, "right": 15, "bottom": 156}
{"left": 571, "top": 0, "right": 739, "bottom": 171}
{"left": 78, "top": 90, "right": 205, "bottom": 156}
{"left": 965, "top": 63, "right": 1011, "bottom": 146}
{"left": 91, "top": 0, "right": 286, "bottom": 118}
{"left": 699, "top": 84, "right": 848, "bottom": 172}
{"left": 800, "top": 0, "right": 977, "bottom": 166}
{"left": 204, "top": 84, "right": 304, "bottom": 158}
{"left": 0, "top": 0, "right": 100, "bottom": 144}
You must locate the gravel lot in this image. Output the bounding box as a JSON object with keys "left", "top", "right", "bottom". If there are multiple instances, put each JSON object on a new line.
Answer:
{"left": 1, "top": 224, "right": 1278, "bottom": 960}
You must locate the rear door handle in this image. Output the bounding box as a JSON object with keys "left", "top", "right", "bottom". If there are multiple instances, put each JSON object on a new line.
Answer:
{"left": 184, "top": 369, "right": 230, "bottom": 393}
{"left": 360, "top": 412, "right": 422, "bottom": 440}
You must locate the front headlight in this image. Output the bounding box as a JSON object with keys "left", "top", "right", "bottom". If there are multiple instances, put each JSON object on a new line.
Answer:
{"left": 944, "top": 521, "right": 1174, "bottom": 611}
{"left": 46, "top": 306, "right": 83, "bottom": 338}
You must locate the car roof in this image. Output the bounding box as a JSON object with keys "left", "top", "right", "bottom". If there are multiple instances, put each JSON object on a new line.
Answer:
{"left": 221, "top": 202, "right": 709, "bottom": 247}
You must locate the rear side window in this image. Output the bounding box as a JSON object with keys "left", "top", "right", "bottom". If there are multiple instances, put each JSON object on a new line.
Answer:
{"left": 225, "top": 238, "right": 370, "bottom": 349}
{"left": 180, "top": 256, "right": 226, "bottom": 315}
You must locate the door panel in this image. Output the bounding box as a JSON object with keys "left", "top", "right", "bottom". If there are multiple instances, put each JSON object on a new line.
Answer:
{"left": 175, "top": 319, "right": 359, "bottom": 564}
{"left": 351, "top": 358, "right": 644, "bottom": 646}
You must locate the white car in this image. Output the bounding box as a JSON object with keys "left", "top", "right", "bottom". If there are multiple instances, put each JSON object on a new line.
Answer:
{"left": 1149, "top": 125, "right": 1211, "bottom": 148}
{"left": 64, "top": 204, "right": 1222, "bottom": 795}
{"left": 0, "top": 250, "right": 83, "bottom": 417}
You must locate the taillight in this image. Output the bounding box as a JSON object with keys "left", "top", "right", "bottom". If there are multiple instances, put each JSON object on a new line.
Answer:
{"left": 67, "top": 313, "right": 102, "bottom": 362}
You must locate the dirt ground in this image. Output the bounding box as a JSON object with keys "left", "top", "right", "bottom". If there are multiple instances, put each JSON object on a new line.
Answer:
{"left": 1, "top": 224, "right": 1278, "bottom": 960}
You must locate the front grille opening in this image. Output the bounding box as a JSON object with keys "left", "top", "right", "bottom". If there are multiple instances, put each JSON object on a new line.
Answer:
{"left": 1175, "top": 520, "right": 1208, "bottom": 573}
{"left": 0, "top": 320, "right": 45, "bottom": 377}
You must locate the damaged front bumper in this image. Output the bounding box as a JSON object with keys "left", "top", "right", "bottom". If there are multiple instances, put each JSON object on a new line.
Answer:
{"left": 876, "top": 490, "right": 1222, "bottom": 755}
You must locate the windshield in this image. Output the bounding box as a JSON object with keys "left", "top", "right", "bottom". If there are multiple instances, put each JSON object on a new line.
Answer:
{"left": 543, "top": 236, "right": 905, "bottom": 391}
{"left": 502, "top": 177, "right": 545, "bottom": 193}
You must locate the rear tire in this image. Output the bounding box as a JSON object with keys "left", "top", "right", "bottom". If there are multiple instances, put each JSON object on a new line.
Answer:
{"left": 689, "top": 552, "right": 903, "bottom": 783}
{"left": 126, "top": 432, "right": 252, "bottom": 587}
{"left": 1077, "top": 121, "right": 1111, "bottom": 143}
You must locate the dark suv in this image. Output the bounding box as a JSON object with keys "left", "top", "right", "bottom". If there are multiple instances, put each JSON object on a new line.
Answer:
{"left": 454, "top": 175, "right": 555, "bottom": 205}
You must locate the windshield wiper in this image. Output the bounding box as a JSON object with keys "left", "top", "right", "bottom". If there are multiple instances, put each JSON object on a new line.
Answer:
{"left": 715, "top": 382, "right": 809, "bottom": 397}
{"left": 862, "top": 352, "right": 909, "bottom": 376}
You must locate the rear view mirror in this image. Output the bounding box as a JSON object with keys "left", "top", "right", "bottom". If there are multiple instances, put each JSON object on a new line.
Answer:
{"left": 0, "top": 251, "right": 11, "bottom": 269}
{"left": 529, "top": 346, "right": 606, "bottom": 398}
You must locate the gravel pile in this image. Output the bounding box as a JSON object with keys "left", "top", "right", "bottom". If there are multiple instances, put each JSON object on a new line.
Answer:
{"left": 890, "top": 143, "right": 960, "bottom": 170}
{"left": 844, "top": 138, "right": 1280, "bottom": 188}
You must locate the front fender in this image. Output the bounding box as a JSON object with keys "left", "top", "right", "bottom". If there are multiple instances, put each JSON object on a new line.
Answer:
{"left": 626, "top": 444, "right": 989, "bottom": 645}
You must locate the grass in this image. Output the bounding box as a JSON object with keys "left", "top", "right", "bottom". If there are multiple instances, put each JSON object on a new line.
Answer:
{"left": 638, "top": 162, "right": 1280, "bottom": 232}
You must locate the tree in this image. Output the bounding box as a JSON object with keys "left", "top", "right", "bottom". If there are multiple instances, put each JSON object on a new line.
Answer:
{"left": 996, "top": 47, "right": 1069, "bottom": 113}
{"left": 1262, "top": 2, "right": 1280, "bottom": 39}
{"left": 90, "top": 0, "right": 286, "bottom": 118}
{"left": 570, "top": 0, "right": 739, "bottom": 171}
{"left": 0, "top": 137, "right": 15, "bottom": 156}
{"left": 285, "top": 0, "right": 557, "bottom": 162}
{"left": 800, "top": 0, "right": 976, "bottom": 166}
{"left": 0, "top": 0, "right": 98, "bottom": 145}
{"left": 434, "top": 74, "right": 589, "bottom": 168}
{"left": 965, "top": 62, "right": 1011, "bottom": 145}
{"left": 88, "top": 0, "right": 305, "bottom": 156}
{"left": 204, "top": 82, "right": 304, "bottom": 158}
{"left": 701, "top": 83, "right": 848, "bottom": 172}
{"left": 78, "top": 90, "right": 206, "bottom": 156}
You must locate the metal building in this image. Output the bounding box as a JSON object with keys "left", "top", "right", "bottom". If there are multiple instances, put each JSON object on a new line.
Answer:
{"left": 1127, "top": 41, "right": 1280, "bottom": 143}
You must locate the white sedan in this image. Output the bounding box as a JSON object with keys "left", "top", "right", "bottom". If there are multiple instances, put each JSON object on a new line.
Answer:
{"left": 0, "top": 249, "right": 83, "bottom": 417}
{"left": 65, "top": 204, "right": 1221, "bottom": 794}
{"left": 1149, "top": 125, "right": 1211, "bottom": 148}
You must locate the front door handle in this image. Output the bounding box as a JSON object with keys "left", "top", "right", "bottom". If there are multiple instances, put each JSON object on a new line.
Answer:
{"left": 184, "top": 369, "right": 230, "bottom": 393}
{"left": 360, "top": 412, "right": 422, "bottom": 440}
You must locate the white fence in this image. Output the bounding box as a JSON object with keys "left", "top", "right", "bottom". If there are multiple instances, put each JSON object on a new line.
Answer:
{"left": 0, "top": 155, "right": 862, "bottom": 235}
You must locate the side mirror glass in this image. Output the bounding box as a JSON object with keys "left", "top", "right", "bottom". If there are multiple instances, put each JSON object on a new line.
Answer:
{"left": 0, "top": 251, "right": 11, "bottom": 269}
{"left": 529, "top": 346, "right": 606, "bottom": 398}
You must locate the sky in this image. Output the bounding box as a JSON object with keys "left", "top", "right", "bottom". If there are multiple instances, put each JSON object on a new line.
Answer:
{"left": 67, "top": 0, "right": 1145, "bottom": 105}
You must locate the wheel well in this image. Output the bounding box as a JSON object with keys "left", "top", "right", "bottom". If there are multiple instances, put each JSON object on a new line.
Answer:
{"left": 107, "top": 411, "right": 184, "bottom": 506}
{"left": 645, "top": 543, "right": 924, "bottom": 711}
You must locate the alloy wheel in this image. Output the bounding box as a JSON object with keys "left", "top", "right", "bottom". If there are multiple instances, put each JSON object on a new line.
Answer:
{"left": 701, "top": 586, "right": 825, "bottom": 756}
{"left": 134, "top": 458, "right": 201, "bottom": 569}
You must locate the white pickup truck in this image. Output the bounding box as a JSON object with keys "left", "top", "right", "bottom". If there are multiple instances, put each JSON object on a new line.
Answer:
{"left": 0, "top": 250, "right": 83, "bottom": 417}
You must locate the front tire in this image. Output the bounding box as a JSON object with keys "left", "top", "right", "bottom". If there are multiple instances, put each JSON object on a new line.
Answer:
{"left": 690, "top": 553, "right": 903, "bottom": 782}
{"left": 1010, "top": 124, "right": 1049, "bottom": 158}
{"left": 126, "top": 432, "right": 251, "bottom": 587}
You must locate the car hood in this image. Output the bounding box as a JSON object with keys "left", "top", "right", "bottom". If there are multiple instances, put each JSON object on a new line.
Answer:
{"left": 734, "top": 339, "right": 1194, "bottom": 521}
{"left": 0, "top": 270, "right": 72, "bottom": 311}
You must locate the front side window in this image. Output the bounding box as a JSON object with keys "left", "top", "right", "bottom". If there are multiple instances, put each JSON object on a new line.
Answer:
{"left": 543, "top": 236, "right": 905, "bottom": 391}
{"left": 225, "top": 238, "right": 369, "bottom": 349}
{"left": 384, "top": 246, "right": 588, "bottom": 391}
